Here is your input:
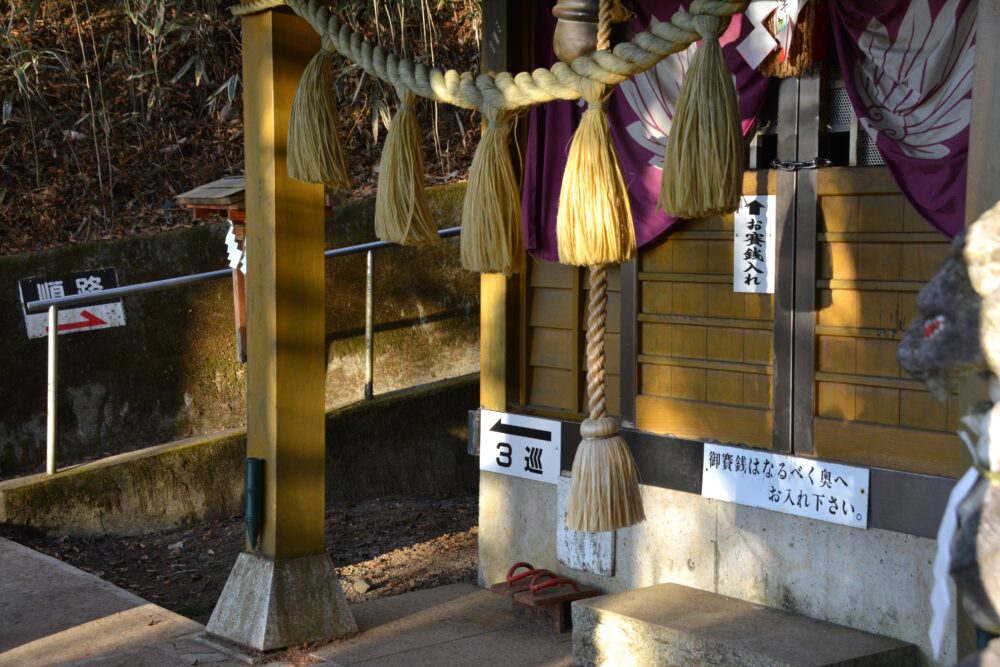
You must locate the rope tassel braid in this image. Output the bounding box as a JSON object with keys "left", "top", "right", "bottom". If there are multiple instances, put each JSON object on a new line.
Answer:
{"left": 287, "top": 45, "right": 352, "bottom": 189}
{"left": 375, "top": 88, "right": 439, "bottom": 246}
{"left": 561, "top": 0, "right": 645, "bottom": 533}
{"left": 566, "top": 264, "right": 645, "bottom": 532}
{"left": 461, "top": 106, "right": 524, "bottom": 275}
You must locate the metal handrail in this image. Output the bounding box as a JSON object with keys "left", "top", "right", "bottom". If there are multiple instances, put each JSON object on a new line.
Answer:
{"left": 30, "top": 225, "right": 462, "bottom": 474}
{"left": 24, "top": 226, "right": 462, "bottom": 315}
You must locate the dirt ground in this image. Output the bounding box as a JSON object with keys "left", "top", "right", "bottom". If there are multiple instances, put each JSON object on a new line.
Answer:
{"left": 0, "top": 494, "right": 478, "bottom": 624}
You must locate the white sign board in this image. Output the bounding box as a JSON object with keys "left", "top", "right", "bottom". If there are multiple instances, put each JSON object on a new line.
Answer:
{"left": 18, "top": 268, "right": 126, "bottom": 340}
{"left": 702, "top": 443, "right": 870, "bottom": 529}
{"left": 479, "top": 409, "right": 560, "bottom": 485}
{"left": 734, "top": 195, "right": 776, "bottom": 294}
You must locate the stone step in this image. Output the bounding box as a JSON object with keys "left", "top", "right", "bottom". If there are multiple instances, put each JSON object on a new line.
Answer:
{"left": 572, "top": 583, "right": 916, "bottom": 666}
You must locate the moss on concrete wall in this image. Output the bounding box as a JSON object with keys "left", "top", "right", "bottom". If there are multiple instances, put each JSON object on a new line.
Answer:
{"left": 0, "top": 184, "right": 477, "bottom": 476}
{"left": 0, "top": 375, "right": 478, "bottom": 536}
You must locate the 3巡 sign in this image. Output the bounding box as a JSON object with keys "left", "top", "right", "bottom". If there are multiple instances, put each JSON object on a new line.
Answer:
{"left": 479, "top": 410, "right": 561, "bottom": 485}
{"left": 18, "top": 268, "right": 126, "bottom": 339}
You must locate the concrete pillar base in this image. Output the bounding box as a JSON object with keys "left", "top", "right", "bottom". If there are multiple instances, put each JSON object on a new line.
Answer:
{"left": 206, "top": 551, "right": 357, "bottom": 651}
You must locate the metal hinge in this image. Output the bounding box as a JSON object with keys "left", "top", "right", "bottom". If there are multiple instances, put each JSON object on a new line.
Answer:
{"left": 770, "top": 157, "right": 832, "bottom": 171}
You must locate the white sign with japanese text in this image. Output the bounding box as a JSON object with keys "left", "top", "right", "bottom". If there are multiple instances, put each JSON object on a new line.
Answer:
{"left": 702, "top": 443, "right": 870, "bottom": 529}
{"left": 733, "top": 195, "right": 776, "bottom": 294}
{"left": 480, "top": 409, "right": 560, "bottom": 485}
{"left": 18, "top": 268, "right": 126, "bottom": 339}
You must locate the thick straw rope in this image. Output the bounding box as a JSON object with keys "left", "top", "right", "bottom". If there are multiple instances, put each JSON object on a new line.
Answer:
{"left": 564, "top": 0, "right": 644, "bottom": 533}
{"left": 233, "top": 0, "right": 748, "bottom": 114}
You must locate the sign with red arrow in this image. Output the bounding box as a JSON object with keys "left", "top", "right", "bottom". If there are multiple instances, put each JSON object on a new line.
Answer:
{"left": 18, "top": 268, "right": 126, "bottom": 339}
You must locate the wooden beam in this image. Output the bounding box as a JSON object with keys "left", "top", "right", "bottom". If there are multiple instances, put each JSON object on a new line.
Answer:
{"left": 965, "top": 0, "right": 1000, "bottom": 223}
{"left": 243, "top": 8, "right": 325, "bottom": 560}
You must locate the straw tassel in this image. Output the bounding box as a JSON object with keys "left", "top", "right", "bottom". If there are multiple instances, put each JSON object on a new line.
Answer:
{"left": 658, "top": 19, "right": 743, "bottom": 220}
{"left": 460, "top": 107, "right": 524, "bottom": 274}
{"left": 566, "top": 264, "right": 645, "bottom": 532}
{"left": 556, "top": 92, "right": 636, "bottom": 266}
{"left": 375, "top": 88, "right": 439, "bottom": 245}
{"left": 287, "top": 47, "right": 352, "bottom": 189}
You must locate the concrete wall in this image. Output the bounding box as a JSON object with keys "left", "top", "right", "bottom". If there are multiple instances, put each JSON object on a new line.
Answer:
{"left": 0, "top": 375, "right": 478, "bottom": 536}
{"left": 479, "top": 473, "right": 956, "bottom": 666}
{"left": 0, "top": 184, "right": 478, "bottom": 476}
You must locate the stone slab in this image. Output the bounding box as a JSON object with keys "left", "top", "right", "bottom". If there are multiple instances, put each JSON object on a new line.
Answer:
{"left": 0, "top": 537, "right": 239, "bottom": 666}
{"left": 316, "top": 583, "right": 572, "bottom": 667}
{"left": 206, "top": 552, "right": 357, "bottom": 652}
{"left": 572, "top": 583, "right": 917, "bottom": 666}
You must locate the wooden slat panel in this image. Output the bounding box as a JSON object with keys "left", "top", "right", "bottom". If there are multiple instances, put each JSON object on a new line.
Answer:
{"left": 855, "top": 338, "right": 900, "bottom": 378}
{"left": 819, "top": 232, "right": 945, "bottom": 243}
{"left": 818, "top": 242, "right": 858, "bottom": 280}
{"left": 640, "top": 322, "right": 672, "bottom": 356}
{"left": 530, "top": 287, "right": 574, "bottom": 329}
{"left": 707, "top": 240, "right": 733, "bottom": 274}
{"left": 638, "top": 272, "right": 732, "bottom": 285}
{"left": 707, "top": 327, "right": 744, "bottom": 362}
{"left": 817, "top": 381, "right": 855, "bottom": 420}
{"left": 819, "top": 195, "right": 859, "bottom": 232}
{"left": 707, "top": 369, "right": 744, "bottom": 405}
{"left": 858, "top": 195, "right": 905, "bottom": 233}
{"left": 673, "top": 240, "right": 709, "bottom": 273}
{"left": 818, "top": 279, "right": 923, "bottom": 292}
{"left": 813, "top": 417, "right": 960, "bottom": 477}
{"left": 638, "top": 355, "right": 772, "bottom": 376}
{"left": 857, "top": 243, "right": 902, "bottom": 280}
{"left": 855, "top": 386, "right": 900, "bottom": 426}
{"left": 901, "top": 243, "right": 950, "bottom": 282}
{"left": 530, "top": 259, "right": 575, "bottom": 288}
{"left": 816, "top": 167, "right": 899, "bottom": 195}
{"left": 672, "top": 283, "right": 709, "bottom": 316}
{"left": 816, "top": 372, "right": 925, "bottom": 391}
{"left": 636, "top": 395, "right": 772, "bottom": 447}
{"left": 671, "top": 324, "right": 707, "bottom": 359}
{"left": 815, "top": 325, "right": 903, "bottom": 341}
{"left": 528, "top": 367, "right": 576, "bottom": 412}
{"left": 641, "top": 282, "right": 673, "bottom": 314}
{"left": 900, "top": 389, "right": 950, "bottom": 431}
{"left": 529, "top": 328, "right": 575, "bottom": 369}
{"left": 643, "top": 314, "right": 771, "bottom": 334}
{"left": 817, "top": 336, "right": 856, "bottom": 373}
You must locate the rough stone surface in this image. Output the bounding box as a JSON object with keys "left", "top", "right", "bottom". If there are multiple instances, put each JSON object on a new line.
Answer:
{"left": 479, "top": 476, "right": 955, "bottom": 665}
{"left": 316, "top": 583, "right": 572, "bottom": 666}
{"left": 0, "top": 375, "right": 478, "bottom": 536}
{"left": 572, "top": 583, "right": 916, "bottom": 667}
{"left": 206, "top": 551, "right": 357, "bottom": 651}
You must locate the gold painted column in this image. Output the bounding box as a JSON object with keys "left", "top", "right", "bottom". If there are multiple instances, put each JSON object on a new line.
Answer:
{"left": 242, "top": 6, "right": 325, "bottom": 562}
{"left": 206, "top": 4, "right": 355, "bottom": 650}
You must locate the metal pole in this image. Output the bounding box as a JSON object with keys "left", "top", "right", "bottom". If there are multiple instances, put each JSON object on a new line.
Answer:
{"left": 364, "top": 249, "right": 374, "bottom": 400}
{"left": 46, "top": 306, "right": 58, "bottom": 475}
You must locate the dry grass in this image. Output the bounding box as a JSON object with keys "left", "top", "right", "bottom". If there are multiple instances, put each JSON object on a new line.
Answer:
{"left": 0, "top": 0, "right": 481, "bottom": 255}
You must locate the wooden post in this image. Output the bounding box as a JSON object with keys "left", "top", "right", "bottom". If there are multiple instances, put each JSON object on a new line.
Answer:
{"left": 206, "top": 4, "right": 355, "bottom": 650}
{"left": 242, "top": 6, "right": 326, "bottom": 561}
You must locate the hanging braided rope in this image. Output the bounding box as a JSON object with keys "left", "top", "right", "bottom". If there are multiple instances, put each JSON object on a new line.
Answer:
{"left": 563, "top": 0, "right": 645, "bottom": 533}
{"left": 233, "top": 0, "right": 748, "bottom": 112}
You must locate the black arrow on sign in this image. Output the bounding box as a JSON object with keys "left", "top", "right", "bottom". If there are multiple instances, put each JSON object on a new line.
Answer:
{"left": 747, "top": 199, "right": 766, "bottom": 216}
{"left": 489, "top": 419, "right": 551, "bottom": 442}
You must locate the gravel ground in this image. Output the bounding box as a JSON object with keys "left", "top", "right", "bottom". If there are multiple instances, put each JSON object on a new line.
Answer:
{"left": 0, "top": 494, "right": 478, "bottom": 624}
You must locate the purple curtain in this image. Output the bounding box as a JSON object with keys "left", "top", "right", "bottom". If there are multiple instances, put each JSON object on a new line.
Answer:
{"left": 830, "top": 0, "right": 975, "bottom": 238}
{"left": 521, "top": 1, "right": 772, "bottom": 263}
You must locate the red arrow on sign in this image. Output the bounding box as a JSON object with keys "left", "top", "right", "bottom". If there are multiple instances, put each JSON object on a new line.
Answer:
{"left": 45, "top": 310, "right": 109, "bottom": 333}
